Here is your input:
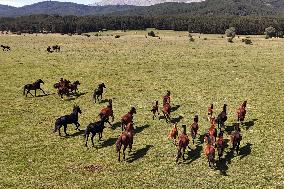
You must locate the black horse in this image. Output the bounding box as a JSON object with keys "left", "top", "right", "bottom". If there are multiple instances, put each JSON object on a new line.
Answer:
{"left": 23, "top": 79, "right": 46, "bottom": 97}
{"left": 52, "top": 45, "right": 60, "bottom": 52}
{"left": 93, "top": 83, "right": 106, "bottom": 103}
{"left": 217, "top": 104, "right": 227, "bottom": 131}
{"left": 1, "top": 45, "right": 11, "bottom": 51}
{"left": 54, "top": 106, "right": 82, "bottom": 136}
{"left": 85, "top": 117, "right": 107, "bottom": 147}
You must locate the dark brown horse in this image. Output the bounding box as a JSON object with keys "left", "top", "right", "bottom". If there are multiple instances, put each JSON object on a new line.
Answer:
{"left": 237, "top": 101, "right": 247, "bottom": 124}
{"left": 116, "top": 122, "right": 134, "bottom": 161}
{"left": 85, "top": 117, "right": 107, "bottom": 147}
{"left": 205, "top": 144, "right": 215, "bottom": 167}
{"left": 23, "top": 79, "right": 46, "bottom": 97}
{"left": 190, "top": 115, "right": 199, "bottom": 144}
{"left": 93, "top": 83, "right": 106, "bottom": 103}
{"left": 121, "top": 107, "right": 136, "bottom": 131}
{"left": 1, "top": 45, "right": 11, "bottom": 51}
{"left": 217, "top": 104, "right": 228, "bottom": 131}
{"left": 162, "top": 103, "right": 171, "bottom": 123}
{"left": 151, "top": 101, "right": 159, "bottom": 120}
{"left": 216, "top": 132, "right": 225, "bottom": 160}
{"left": 231, "top": 127, "right": 242, "bottom": 155}
{"left": 208, "top": 104, "right": 213, "bottom": 121}
{"left": 99, "top": 99, "right": 114, "bottom": 126}
{"left": 176, "top": 125, "right": 190, "bottom": 163}
{"left": 69, "top": 80, "right": 80, "bottom": 93}
{"left": 52, "top": 45, "right": 60, "bottom": 52}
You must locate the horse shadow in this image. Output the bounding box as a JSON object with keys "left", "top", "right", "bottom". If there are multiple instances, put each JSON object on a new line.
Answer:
{"left": 185, "top": 145, "right": 202, "bottom": 164}
{"left": 36, "top": 93, "right": 52, "bottom": 97}
{"left": 73, "top": 92, "right": 87, "bottom": 98}
{"left": 99, "top": 99, "right": 110, "bottom": 104}
{"left": 171, "top": 105, "right": 180, "bottom": 112}
{"left": 68, "top": 130, "right": 85, "bottom": 137}
{"left": 198, "top": 133, "right": 206, "bottom": 145}
{"left": 127, "top": 145, "right": 153, "bottom": 163}
{"left": 135, "top": 124, "right": 150, "bottom": 134}
{"left": 243, "top": 119, "right": 258, "bottom": 130}
{"left": 215, "top": 148, "right": 235, "bottom": 176}
{"left": 225, "top": 123, "right": 238, "bottom": 134}
{"left": 239, "top": 143, "right": 252, "bottom": 159}
{"left": 110, "top": 122, "right": 121, "bottom": 130}
{"left": 171, "top": 115, "right": 184, "bottom": 123}
{"left": 65, "top": 92, "right": 87, "bottom": 101}
{"left": 100, "top": 137, "right": 117, "bottom": 148}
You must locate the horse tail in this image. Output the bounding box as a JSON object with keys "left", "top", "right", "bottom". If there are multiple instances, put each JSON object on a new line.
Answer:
{"left": 54, "top": 118, "right": 61, "bottom": 133}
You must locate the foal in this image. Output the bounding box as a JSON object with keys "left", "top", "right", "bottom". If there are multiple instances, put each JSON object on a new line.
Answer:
{"left": 121, "top": 107, "right": 136, "bottom": 131}
{"left": 23, "top": 79, "right": 46, "bottom": 97}
{"left": 93, "top": 83, "right": 106, "bottom": 103}
{"left": 54, "top": 106, "right": 82, "bottom": 136}
{"left": 176, "top": 125, "right": 190, "bottom": 163}
{"left": 116, "top": 122, "right": 134, "bottom": 161}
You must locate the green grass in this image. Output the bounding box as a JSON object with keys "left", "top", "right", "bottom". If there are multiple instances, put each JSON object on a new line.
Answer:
{"left": 0, "top": 31, "right": 283, "bottom": 188}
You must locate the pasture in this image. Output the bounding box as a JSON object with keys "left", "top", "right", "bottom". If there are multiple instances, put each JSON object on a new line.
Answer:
{"left": 0, "top": 30, "right": 283, "bottom": 188}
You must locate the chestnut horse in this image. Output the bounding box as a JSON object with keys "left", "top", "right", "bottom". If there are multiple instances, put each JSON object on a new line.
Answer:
{"left": 190, "top": 115, "right": 199, "bottom": 144}
{"left": 121, "top": 107, "right": 136, "bottom": 131}
{"left": 151, "top": 101, "right": 159, "bottom": 120}
{"left": 216, "top": 132, "right": 225, "bottom": 160}
{"left": 162, "top": 103, "right": 171, "bottom": 123}
{"left": 168, "top": 123, "right": 178, "bottom": 145}
{"left": 176, "top": 125, "right": 190, "bottom": 163}
{"left": 69, "top": 80, "right": 80, "bottom": 93}
{"left": 205, "top": 144, "right": 215, "bottom": 167}
{"left": 208, "top": 104, "right": 213, "bottom": 121}
{"left": 237, "top": 101, "right": 247, "bottom": 124}
{"left": 116, "top": 122, "right": 134, "bottom": 161}
{"left": 23, "top": 79, "right": 46, "bottom": 97}
{"left": 99, "top": 99, "right": 114, "bottom": 126}
{"left": 231, "top": 127, "right": 242, "bottom": 155}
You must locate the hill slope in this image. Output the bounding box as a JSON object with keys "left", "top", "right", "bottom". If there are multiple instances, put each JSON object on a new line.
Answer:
{"left": 92, "top": 0, "right": 204, "bottom": 6}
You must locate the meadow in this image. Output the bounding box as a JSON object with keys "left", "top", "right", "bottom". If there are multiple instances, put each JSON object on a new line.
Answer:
{"left": 0, "top": 30, "right": 283, "bottom": 188}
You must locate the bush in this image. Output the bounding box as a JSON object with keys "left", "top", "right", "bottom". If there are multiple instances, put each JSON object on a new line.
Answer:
{"left": 115, "top": 35, "right": 120, "bottom": 38}
{"left": 228, "top": 37, "right": 233, "bottom": 43}
{"left": 225, "top": 27, "right": 236, "bottom": 38}
{"left": 148, "top": 31, "right": 155, "bottom": 37}
{"left": 203, "top": 38, "right": 207, "bottom": 40}
{"left": 264, "top": 26, "right": 276, "bottom": 38}
{"left": 244, "top": 39, "right": 252, "bottom": 45}
{"left": 189, "top": 36, "right": 195, "bottom": 42}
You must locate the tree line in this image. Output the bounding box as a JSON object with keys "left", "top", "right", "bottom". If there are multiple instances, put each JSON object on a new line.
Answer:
{"left": 0, "top": 15, "right": 283, "bottom": 35}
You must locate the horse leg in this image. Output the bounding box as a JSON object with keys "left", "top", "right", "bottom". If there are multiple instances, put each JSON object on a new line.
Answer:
{"left": 75, "top": 122, "right": 80, "bottom": 131}
{"left": 91, "top": 134, "right": 95, "bottom": 147}
{"left": 123, "top": 145, "right": 127, "bottom": 161}
{"left": 236, "top": 141, "right": 240, "bottom": 155}
{"left": 85, "top": 133, "right": 89, "bottom": 147}
{"left": 118, "top": 150, "right": 121, "bottom": 161}
{"left": 35, "top": 89, "right": 36, "bottom": 97}
{"left": 64, "top": 125, "right": 69, "bottom": 136}
{"left": 40, "top": 88, "right": 46, "bottom": 95}
{"left": 58, "top": 126, "right": 62, "bottom": 136}
{"left": 27, "top": 90, "right": 34, "bottom": 97}
{"left": 129, "top": 140, "right": 133, "bottom": 153}
{"left": 182, "top": 148, "right": 186, "bottom": 161}
{"left": 176, "top": 148, "right": 181, "bottom": 163}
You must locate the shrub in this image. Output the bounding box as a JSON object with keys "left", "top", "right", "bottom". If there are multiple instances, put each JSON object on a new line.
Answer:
{"left": 244, "top": 39, "right": 252, "bottom": 45}
{"left": 264, "top": 26, "right": 276, "bottom": 38}
{"left": 203, "top": 38, "right": 207, "bottom": 40}
{"left": 148, "top": 31, "right": 155, "bottom": 37}
{"left": 225, "top": 27, "right": 236, "bottom": 38}
{"left": 115, "top": 35, "right": 120, "bottom": 38}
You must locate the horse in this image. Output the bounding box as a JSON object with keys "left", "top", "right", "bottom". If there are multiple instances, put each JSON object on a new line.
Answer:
{"left": 54, "top": 79, "right": 71, "bottom": 99}
{"left": 163, "top": 91, "right": 171, "bottom": 106}
{"left": 237, "top": 101, "right": 247, "bottom": 124}
{"left": 216, "top": 132, "right": 225, "bottom": 160}
{"left": 176, "top": 125, "right": 190, "bottom": 163}
{"left": 208, "top": 125, "right": 217, "bottom": 142}
{"left": 205, "top": 144, "right": 215, "bottom": 167}
{"left": 121, "top": 107, "right": 136, "bottom": 131}
{"left": 116, "top": 122, "right": 134, "bottom": 161}
{"left": 162, "top": 103, "right": 171, "bottom": 123}
{"left": 85, "top": 117, "right": 107, "bottom": 147}
{"left": 47, "top": 46, "right": 53, "bottom": 53}
{"left": 69, "top": 80, "right": 80, "bottom": 94}
{"left": 53, "top": 106, "right": 82, "bottom": 136}
{"left": 93, "top": 83, "right": 106, "bottom": 103}
{"left": 1, "top": 45, "right": 10, "bottom": 51}
{"left": 217, "top": 104, "right": 228, "bottom": 131}
{"left": 52, "top": 45, "right": 60, "bottom": 52}
{"left": 190, "top": 115, "right": 199, "bottom": 144}
{"left": 168, "top": 122, "right": 178, "bottom": 145}
{"left": 204, "top": 133, "right": 215, "bottom": 146}
{"left": 99, "top": 99, "right": 114, "bottom": 126}
{"left": 23, "top": 79, "right": 46, "bottom": 97}
{"left": 231, "top": 127, "right": 242, "bottom": 155}
{"left": 151, "top": 101, "right": 159, "bottom": 120}
{"left": 208, "top": 104, "right": 213, "bottom": 121}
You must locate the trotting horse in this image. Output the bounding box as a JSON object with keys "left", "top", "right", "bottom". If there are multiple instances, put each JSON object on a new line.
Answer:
{"left": 205, "top": 144, "right": 215, "bottom": 167}
{"left": 53, "top": 106, "right": 82, "bottom": 136}
{"left": 116, "top": 122, "right": 134, "bottom": 161}
{"left": 217, "top": 104, "right": 228, "bottom": 131}
{"left": 121, "top": 107, "right": 136, "bottom": 131}
{"left": 231, "top": 127, "right": 242, "bottom": 155}
{"left": 237, "top": 101, "right": 247, "bottom": 124}
{"left": 99, "top": 99, "right": 114, "bottom": 126}
{"left": 190, "top": 115, "right": 199, "bottom": 144}
{"left": 93, "top": 83, "right": 106, "bottom": 103}
{"left": 85, "top": 116, "right": 107, "bottom": 147}
{"left": 176, "top": 125, "right": 190, "bottom": 163}
{"left": 23, "top": 79, "right": 46, "bottom": 97}
{"left": 216, "top": 132, "right": 225, "bottom": 160}
{"left": 162, "top": 103, "right": 171, "bottom": 123}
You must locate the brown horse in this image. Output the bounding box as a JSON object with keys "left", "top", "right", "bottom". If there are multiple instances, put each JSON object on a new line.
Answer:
{"left": 176, "top": 125, "right": 190, "bottom": 163}
{"left": 208, "top": 104, "right": 213, "bottom": 121}
{"left": 205, "top": 144, "right": 215, "bottom": 167}
{"left": 121, "top": 107, "right": 136, "bottom": 131}
{"left": 163, "top": 91, "right": 171, "bottom": 106}
{"left": 23, "top": 79, "right": 46, "bottom": 97}
{"left": 69, "top": 80, "right": 80, "bottom": 93}
{"left": 99, "top": 99, "right": 114, "bottom": 126}
{"left": 190, "top": 115, "right": 199, "bottom": 144}
{"left": 116, "top": 122, "right": 134, "bottom": 161}
{"left": 168, "top": 122, "right": 178, "bottom": 145}
{"left": 237, "top": 101, "right": 247, "bottom": 124}
{"left": 151, "top": 101, "right": 159, "bottom": 120}
{"left": 162, "top": 103, "right": 171, "bottom": 123}
{"left": 54, "top": 79, "right": 71, "bottom": 99}
{"left": 231, "top": 127, "right": 242, "bottom": 155}
{"left": 217, "top": 104, "right": 228, "bottom": 131}
{"left": 216, "top": 132, "right": 225, "bottom": 160}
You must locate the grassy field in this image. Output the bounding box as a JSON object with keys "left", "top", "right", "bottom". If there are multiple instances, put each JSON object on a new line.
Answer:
{"left": 0, "top": 30, "right": 283, "bottom": 188}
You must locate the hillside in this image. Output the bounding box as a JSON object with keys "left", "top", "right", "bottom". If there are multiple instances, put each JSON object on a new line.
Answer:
{"left": 92, "top": 0, "right": 204, "bottom": 6}
{"left": 0, "top": 0, "right": 283, "bottom": 17}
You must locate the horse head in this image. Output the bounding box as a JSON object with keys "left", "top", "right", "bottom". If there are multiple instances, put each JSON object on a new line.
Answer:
{"left": 100, "top": 83, "right": 106, "bottom": 89}
{"left": 73, "top": 106, "right": 82, "bottom": 114}
{"left": 38, "top": 79, "right": 44, "bottom": 84}
{"left": 130, "top": 107, "right": 137, "bottom": 114}
{"left": 74, "top": 81, "right": 80, "bottom": 85}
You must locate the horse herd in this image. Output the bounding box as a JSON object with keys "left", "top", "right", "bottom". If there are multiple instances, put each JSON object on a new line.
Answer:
{"left": 1, "top": 45, "right": 11, "bottom": 51}
{"left": 22, "top": 79, "right": 247, "bottom": 165}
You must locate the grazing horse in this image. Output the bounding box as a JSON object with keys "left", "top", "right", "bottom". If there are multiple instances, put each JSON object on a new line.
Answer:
{"left": 176, "top": 125, "right": 190, "bottom": 163}
{"left": 208, "top": 104, "right": 213, "bottom": 121}
{"left": 121, "top": 107, "right": 136, "bottom": 131}
{"left": 85, "top": 117, "right": 107, "bottom": 147}
{"left": 151, "top": 101, "right": 159, "bottom": 120}
{"left": 52, "top": 45, "right": 60, "bottom": 52}
{"left": 237, "top": 101, "right": 247, "bottom": 124}
{"left": 190, "top": 115, "right": 199, "bottom": 144}
{"left": 23, "top": 79, "right": 46, "bottom": 97}
{"left": 216, "top": 132, "right": 225, "bottom": 160}
{"left": 99, "top": 99, "right": 114, "bottom": 126}
{"left": 69, "top": 80, "right": 80, "bottom": 93}
{"left": 53, "top": 106, "right": 82, "bottom": 136}
{"left": 168, "top": 122, "right": 178, "bottom": 145}
{"left": 217, "top": 104, "right": 228, "bottom": 131}
{"left": 231, "top": 127, "right": 242, "bottom": 155}
{"left": 116, "top": 122, "right": 134, "bottom": 161}
{"left": 205, "top": 144, "right": 215, "bottom": 167}
{"left": 162, "top": 103, "right": 171, "bottom": 123}
{"left": 1, "top": 45, "right": 11, "bottom": 51}
{"left": 93, "top": 83, "right": 106, "bottom": 103}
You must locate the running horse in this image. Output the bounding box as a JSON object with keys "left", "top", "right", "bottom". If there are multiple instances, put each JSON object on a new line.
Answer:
{"left": 176, "top": 125, "right": 190, "bottom": 163}
{"left": 99, "top": 99, "right": 114, "bottom": 126}
{"left": 231, "top": 127, "right": 242, "bottom": 155}
{"left": 116, "top": 122, "right": 134, "bottom": 161}
{"left": 205, "top": 144, "right": 215, "bottom": 167}
{"left": 23, "top": 79, "right": 46, "bottom": 97}
{"left": 216, "top": 132, "right": 225, "bottom": 160}
{"left": 237, "top": 101, "right": 247, "bottom": 124}
{"left": 121, "top": 107, "right": 136, "bottom": 131}
{"left": 190, "top": 115, "right": 199, "bottom": 144}
{"left": 217, "top": 104, "right": 228, "bottom": 131}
